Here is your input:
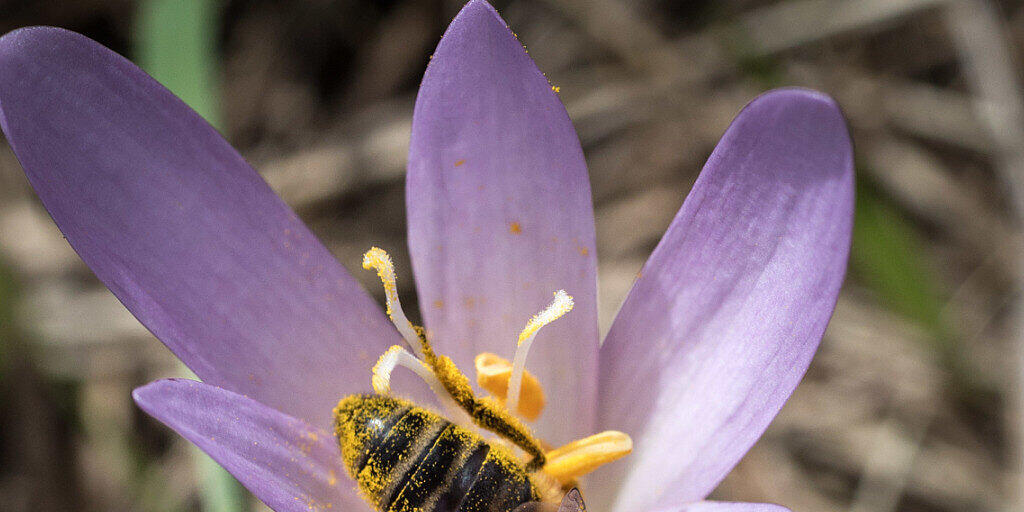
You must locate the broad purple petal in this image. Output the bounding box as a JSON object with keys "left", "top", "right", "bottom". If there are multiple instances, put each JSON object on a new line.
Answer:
{"left": 653, "top": 503, "right": 791, "bottom": 512}
{"left": 133, "top": 379, "right": 367, "bottom": 512}
{"left": 594, "top": 89, "right": 853, "bottom": 510}
{"left": 406, "top": 0, "right": 598, "bottom": 443}
{"left": 0, "top": 27, "right": 411, "bottom": 429}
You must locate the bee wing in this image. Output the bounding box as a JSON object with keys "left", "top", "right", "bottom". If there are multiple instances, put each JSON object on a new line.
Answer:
{"left": 513, "top": 489, "right": 587, "bottom": 512}
{"left": 558, "top": 489, "right": 586, "bottom": 512}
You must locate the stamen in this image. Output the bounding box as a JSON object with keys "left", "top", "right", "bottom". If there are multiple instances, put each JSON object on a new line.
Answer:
{"left": 371, "top": 345, "right": 466, "bottom": 422}
{"left": 542, "top": 431, "right": 633, "bottom": 483}
{"left": 508, "top": 290, "right": 573, "bottom": 414}
{"left": 358, "top": 247, "right": 550, "bottom": 469}
{"left": 362, "top": 247, "right": 423, "bottom": 358}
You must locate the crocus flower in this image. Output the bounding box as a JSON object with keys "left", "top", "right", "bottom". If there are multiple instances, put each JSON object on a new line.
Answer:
{"left": 0, "top": 1, "right": 853, "bottom": 511}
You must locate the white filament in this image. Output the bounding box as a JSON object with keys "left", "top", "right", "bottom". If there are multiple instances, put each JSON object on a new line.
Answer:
{"left": 386, "top": 297, "right": 424, "bottom": 359}
{"left": 507, "top": 290, "right": 574, "bottom": 414}
{"left": 362, "top": 247, "right": 424, "bottom": 358}
{"left": 371, "top": 345, "right": 465, "bottom": 421}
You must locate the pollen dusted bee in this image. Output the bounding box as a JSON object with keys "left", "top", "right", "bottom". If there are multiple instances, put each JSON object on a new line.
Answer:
{"left": 333, "top": 248, "right": 630, "bottom": 512}
{"left": 335, "top": 394, "right": 541, "bottom": 512}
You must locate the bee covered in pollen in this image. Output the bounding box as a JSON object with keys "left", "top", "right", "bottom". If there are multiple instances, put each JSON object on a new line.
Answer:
{"left": 333, "top": 247, "right": 631, "bottom": 512}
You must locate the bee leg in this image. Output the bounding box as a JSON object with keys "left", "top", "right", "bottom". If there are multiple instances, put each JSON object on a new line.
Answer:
{"left": 425, "top": 352, "right": 548, "bottom": 469}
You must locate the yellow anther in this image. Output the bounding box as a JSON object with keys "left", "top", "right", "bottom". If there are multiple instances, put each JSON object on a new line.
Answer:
{"left": 475, "top": 353, "right": 545, "bottom": 421}
{"left": 518, "top": 290, "right": 574, "bottom": 346}
{"left": 542, "top": 431, "right": 633, "bottom": 484}
{"left": 362, "top": 247, "right": 423, "bottom": 358}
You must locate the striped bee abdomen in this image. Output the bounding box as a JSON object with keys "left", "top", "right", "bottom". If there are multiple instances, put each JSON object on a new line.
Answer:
{"left": 334, "top": 394, "right": 540, "bottom": 512}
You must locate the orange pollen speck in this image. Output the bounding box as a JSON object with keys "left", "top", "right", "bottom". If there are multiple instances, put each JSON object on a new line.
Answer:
{"left": 454, "top": 159, "right": 466, "bottom": 167}
{"left": 509, "top": 222, "right": 522, "bottom": 234}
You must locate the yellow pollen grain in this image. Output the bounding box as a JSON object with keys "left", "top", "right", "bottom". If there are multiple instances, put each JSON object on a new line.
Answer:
{"left": 509, "top": 222, "right": 522, "bottom": 234}
{"left": 333, "top": 395, "right": 402, "bottom": 476}
{"left": 475, "top": 353, "right": 545, "bottom": 421}
{"left": 551, "top": 85, "right": 560, "bottom": 93}
{"left": 335, "top": 396, "right": 439, "bottom": 508}
{"left": 429, "top": 354, "right": 475, "bottom": 407}
{"left": 360, "top": 409, "right": 434, "bottom": 504}
{"left": 412, "top": 325, "right": 438, "bottom": 359}
{"left": 454, "top": 159, "right": 466, "bottom": 167}
{"left": 488, "top": 442, "right": 536, "bottom": 488}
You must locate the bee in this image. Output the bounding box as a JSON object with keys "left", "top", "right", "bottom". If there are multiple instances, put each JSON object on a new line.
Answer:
{"left": 336, "top": 248, "right": 625, "bottom": 512}
{"left": 334, "top": 394, "right": 548, "bottom": 512}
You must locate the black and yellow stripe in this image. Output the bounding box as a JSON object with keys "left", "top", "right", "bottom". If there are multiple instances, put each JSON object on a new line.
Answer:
{"left": 335, "top": 394, "right": 540, "bottom": 512}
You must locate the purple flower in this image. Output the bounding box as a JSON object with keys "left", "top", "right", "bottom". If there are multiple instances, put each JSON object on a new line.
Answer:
{"left": 0, "top": 1, "right": 852, "bottom": 511}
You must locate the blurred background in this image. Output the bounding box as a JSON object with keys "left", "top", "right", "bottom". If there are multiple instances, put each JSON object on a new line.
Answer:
{"left": 0, "top": 0, "right": 1021, "bottom": 510}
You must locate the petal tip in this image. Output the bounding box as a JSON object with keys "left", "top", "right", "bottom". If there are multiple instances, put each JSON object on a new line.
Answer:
{"left": 450, "top": 0, "right": 508, "bottom": 34}
{"left": 0, "top": 27, "right": 106, "bottom": 98}
{"left": 751, "top": 87, "right": 849, "bottom": 128}
{"left": 0, "top": 26, "right": 80, "bottom": 54}
{"left": 460, "top": 0, "right": 499, "bottom": 15}
{"left": 131, "top": 378, "right": 193, "bottom": 409}
{"left": 742, "top": 87, "right": 854, "bottom": 179}
{"left": 758, "top": 85, "right": 836, "bottom": 102}
{"left": 131, "top": 381, "right": 163, "bottom": 411}
{"left": 0, "top": 25, "right": 41, "bottom": 44}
